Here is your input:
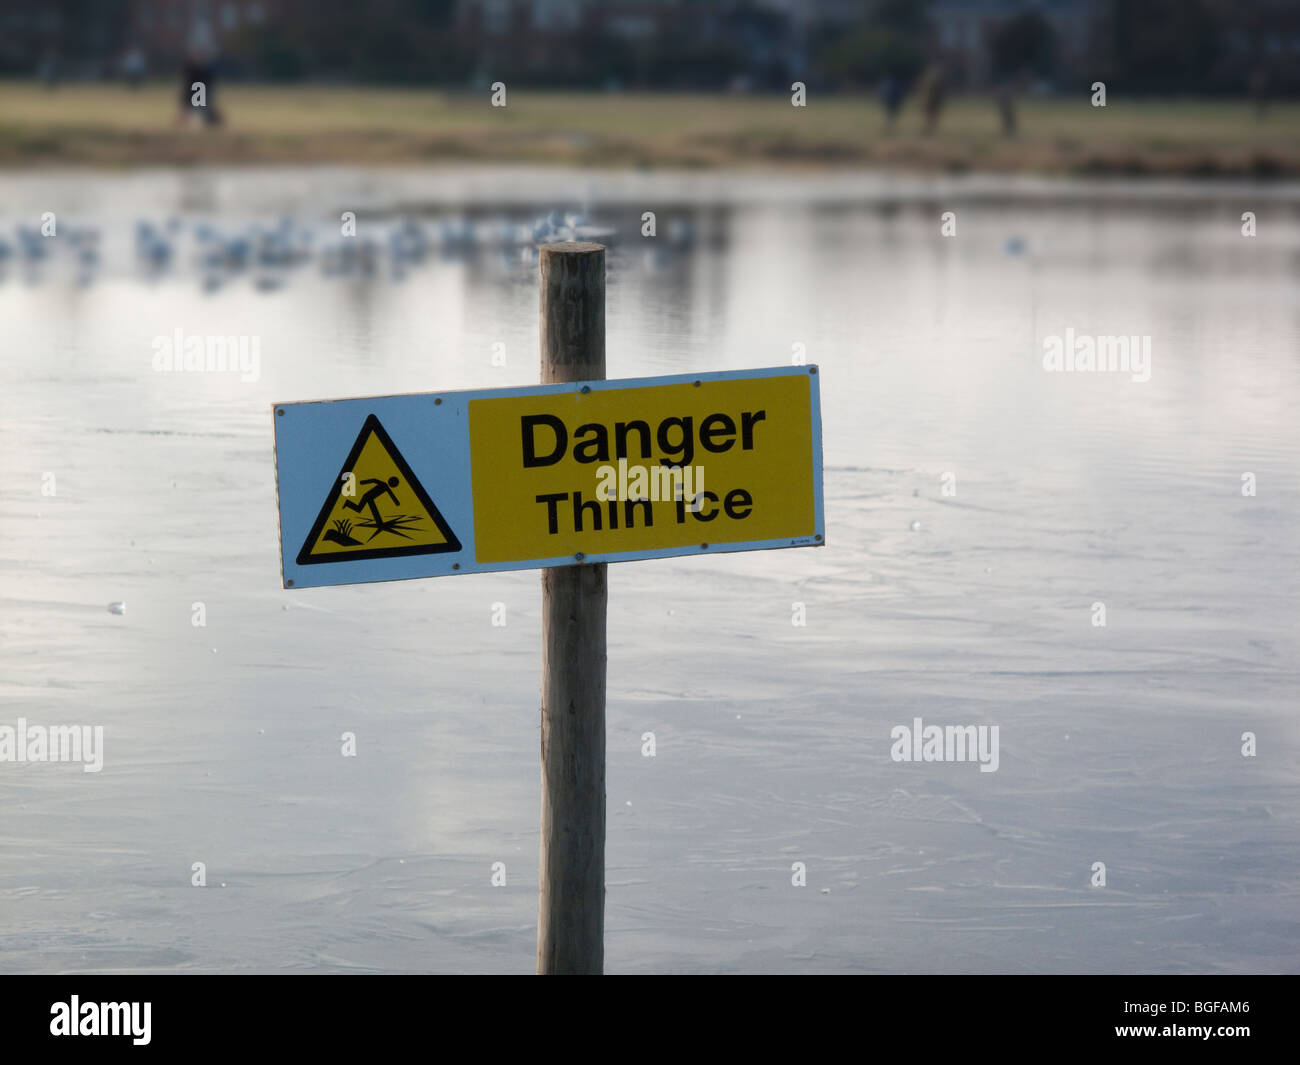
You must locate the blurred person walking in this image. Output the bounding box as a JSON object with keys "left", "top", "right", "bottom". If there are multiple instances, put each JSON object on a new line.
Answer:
{"left": 879, "top": 74, "right": 905, "bottom": 132}
{"left": 123, "top": 46, "right": 146, "bottom": 89}
{"left": 918, "top": 64, "right": 946, "bottom": 135}
{"left": 177, "top": 15, "right": 222, "bottom": 127}
{"left": 37, "top": 47, "right": 60, "bottom": 89}
{"left": 1249, "top": 68, "right": 1271, "bottom": 119}
{"left": 996, "top": 84, "right": 1017, "bottom": 138}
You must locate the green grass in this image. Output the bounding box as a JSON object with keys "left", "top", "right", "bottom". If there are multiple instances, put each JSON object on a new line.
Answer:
{"left": 1, "top": 82, "right": 1297, "bottom": 175}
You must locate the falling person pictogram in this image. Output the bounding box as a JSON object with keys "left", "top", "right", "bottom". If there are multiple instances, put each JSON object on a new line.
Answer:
{"left": 333, "top": 475, "right": 425, "bottom": 542}
{"left": 295, "top": 413, "right": 462, "bottom": 565}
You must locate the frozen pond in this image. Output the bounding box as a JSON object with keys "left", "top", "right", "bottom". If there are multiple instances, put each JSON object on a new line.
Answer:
{"left": 1, "top": 167, "right": 1298, "bottom": 973}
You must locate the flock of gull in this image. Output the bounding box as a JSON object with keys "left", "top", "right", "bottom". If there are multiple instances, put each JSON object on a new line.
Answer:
{"left": 0, "top": 209, "right": 699, "bottom": 290}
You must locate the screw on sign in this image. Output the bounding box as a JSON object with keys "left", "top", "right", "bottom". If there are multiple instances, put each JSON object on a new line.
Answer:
{"left": 271, "top": 244, "right": 824, "bottom": 973}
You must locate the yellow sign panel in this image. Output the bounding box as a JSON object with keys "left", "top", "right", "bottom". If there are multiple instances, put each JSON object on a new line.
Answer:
{"left": 468, "top": 373, "right": 817, "bottom": 563}
{"left": 296, "top": 414, "right": 461, "bottom": 565}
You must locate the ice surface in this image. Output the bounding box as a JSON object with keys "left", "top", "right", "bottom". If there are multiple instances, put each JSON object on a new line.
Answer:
{"left": 0, "top": 169, "right": 1297, "bottom": 973}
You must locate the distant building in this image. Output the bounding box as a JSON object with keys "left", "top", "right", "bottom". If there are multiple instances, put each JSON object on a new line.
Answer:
{"left": 126, "top": 0, "right": 280, "bottom": 69}
{"left": 454, "top": 0, "right": 791, "bottom": 88}
{"left": 0, "top": 2, "right": 130, "bottom": 78}
{"left": 5, "top": 0, "right": 1289, "bottom": 95}
{"left": 930, "top": 0, "right": 1100, "bottom": 87}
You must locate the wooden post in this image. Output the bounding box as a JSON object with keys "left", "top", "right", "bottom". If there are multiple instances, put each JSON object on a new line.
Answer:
{"left": 537, "top": 242, "right": 607, "bottom": 975}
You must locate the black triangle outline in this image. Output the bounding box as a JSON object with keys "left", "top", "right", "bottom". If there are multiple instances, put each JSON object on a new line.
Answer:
{"left": 296, "top": 413, "right": 462, "bottom": 566}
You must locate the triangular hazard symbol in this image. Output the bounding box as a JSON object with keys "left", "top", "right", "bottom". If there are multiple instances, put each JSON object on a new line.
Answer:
{"left": 296, "top": 414, "right": 461, "bottom": 565}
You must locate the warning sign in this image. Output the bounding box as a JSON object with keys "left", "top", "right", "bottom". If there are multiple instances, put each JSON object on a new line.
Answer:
{"left": 295, "top": 414, "right": 460, "bottom": 565}
{"left": 467, "top": 373, "right": 817, "bottom": 564}
{"left": 273, "top": 366, "right": 823, "bottom": 589}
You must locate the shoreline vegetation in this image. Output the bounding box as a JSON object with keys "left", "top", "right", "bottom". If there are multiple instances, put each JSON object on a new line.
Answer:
{"left": 0, "top": 83, "right": 1297, "bottom": 177}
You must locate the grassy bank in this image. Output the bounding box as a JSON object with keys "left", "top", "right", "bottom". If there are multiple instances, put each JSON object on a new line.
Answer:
{"left": 1, "top": 83, "right": 1297, "bottom": 176}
